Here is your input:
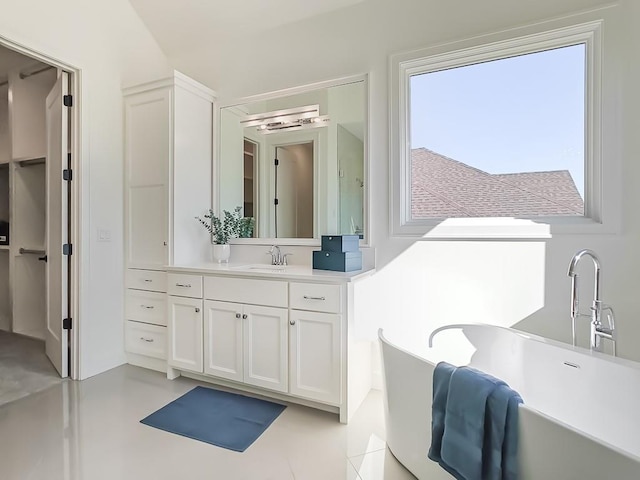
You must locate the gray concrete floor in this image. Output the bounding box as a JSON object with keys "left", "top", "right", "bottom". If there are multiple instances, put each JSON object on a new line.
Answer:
{"left": 0, "top": 329, "right": 63, "bottom": 407}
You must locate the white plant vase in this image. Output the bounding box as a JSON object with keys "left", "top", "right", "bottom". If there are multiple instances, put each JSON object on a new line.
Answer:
{"left": 212, "top": 244, "right": 230, "bottom": 263}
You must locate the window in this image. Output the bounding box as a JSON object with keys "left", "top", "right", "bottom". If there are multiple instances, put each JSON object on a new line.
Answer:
{"left": 391, "top": 20, "right": 604, "bottom": 237}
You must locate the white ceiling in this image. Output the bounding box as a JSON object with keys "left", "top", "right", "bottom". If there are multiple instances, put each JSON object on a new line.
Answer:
{"left": 128, "top": 0, "right": 364, "bottom": 57}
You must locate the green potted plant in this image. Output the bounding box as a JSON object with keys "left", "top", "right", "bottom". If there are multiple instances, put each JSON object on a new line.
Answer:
{"left": 195, "top": 206, "right": 255, "bottom": 263}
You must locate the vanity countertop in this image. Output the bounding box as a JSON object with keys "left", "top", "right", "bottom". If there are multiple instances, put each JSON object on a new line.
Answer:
{"left": 166, "top": 262, "right": 375, "bottom": 283}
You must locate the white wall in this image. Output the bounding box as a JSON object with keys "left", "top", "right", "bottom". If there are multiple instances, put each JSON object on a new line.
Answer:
{"left": 0, "top": 84, "right": 9, "bottom": 164}
{"left": 170, "top": 1, "right": 640, "bottom": 361}
{"left": 0, "top": 1, "right": 171, "bottom": 378}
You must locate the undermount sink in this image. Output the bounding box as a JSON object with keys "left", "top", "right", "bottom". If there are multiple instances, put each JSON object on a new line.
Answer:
{"left": 229, "top": 264, "right": 288, "bottom": 273}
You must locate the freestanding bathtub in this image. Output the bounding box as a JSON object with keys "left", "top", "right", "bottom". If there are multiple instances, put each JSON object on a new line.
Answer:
{"left": 379, "top": 324, "right": 640, "bottom": 479}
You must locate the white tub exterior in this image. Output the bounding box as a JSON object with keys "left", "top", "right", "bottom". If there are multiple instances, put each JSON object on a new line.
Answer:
{"left": 379, "top": 324, "right": 640, "bottom": 479}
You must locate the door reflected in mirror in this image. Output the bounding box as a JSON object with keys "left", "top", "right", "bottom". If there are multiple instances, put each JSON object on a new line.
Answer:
{"left": 218, "top": 78, "right": 366, "bottom": 241}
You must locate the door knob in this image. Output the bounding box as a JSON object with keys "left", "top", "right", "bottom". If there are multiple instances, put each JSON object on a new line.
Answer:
{"left": 235, "top": 313, "right": 241, "bottom": 318}
{"left": 195, "top": 307, "right": 200, "bottom": 313}
{"left": 242, "top": 314, "right": 248, "bottom": 319}
{"left": 289, "top": 320, "right": 295, "bottom": 326}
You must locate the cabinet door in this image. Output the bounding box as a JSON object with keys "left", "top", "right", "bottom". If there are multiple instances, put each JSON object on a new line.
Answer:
{"left": 289, "top": 310, "right": 342, "bottom": 404}
{"left": 243, "top": 305, "right": 288, "bottom": 393}
{"left": 203, "top": 300, "right": 243, "bottom": 382}
{"left": 167, "top": 296, "right": 203, "bottom": 373}
{"left": 125, "top": 88, "right": 170, "bottom": 269}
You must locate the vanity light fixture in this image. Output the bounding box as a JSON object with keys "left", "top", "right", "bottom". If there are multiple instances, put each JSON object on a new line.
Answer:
{"left": 241, "top": 104, "right": 330, "bottom": 134}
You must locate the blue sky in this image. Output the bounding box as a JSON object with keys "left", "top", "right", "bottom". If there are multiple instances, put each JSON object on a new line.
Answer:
{"left": 410, "top": 44, "right": 585, "bottom": 197}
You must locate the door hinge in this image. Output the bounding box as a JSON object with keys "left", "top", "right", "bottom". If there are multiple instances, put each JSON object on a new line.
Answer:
{"left": 63, "top": 318, "right": 72, "bottom": 330}
{"left": 274, "top": 198, "right": 279, "bottom": 206}
{"left": 274, "top": 158, "right": 279, "bottom": 166}
{"left": 63, "top": 244, "right": 73, "bottom": 256}
{"left": 63, "top": 95, "right": 73, "bottom": 107}
{"left": 63, "top": 169, "right": 72, "bottom": 181}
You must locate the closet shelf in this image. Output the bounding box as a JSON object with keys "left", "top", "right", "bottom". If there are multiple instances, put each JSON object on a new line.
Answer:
{"left": 17, "top": 157, "right": 46, "bottom": 167}
{"left": 0, "top": 245, "right": 9, "bottom": 251}
{"left": 18, "top": 247, "right": 46, "bottom": 255}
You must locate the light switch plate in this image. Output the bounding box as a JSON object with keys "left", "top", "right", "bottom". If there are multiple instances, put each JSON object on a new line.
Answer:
{"left": 97, "top": 228, "right": 111, "bottom": 242}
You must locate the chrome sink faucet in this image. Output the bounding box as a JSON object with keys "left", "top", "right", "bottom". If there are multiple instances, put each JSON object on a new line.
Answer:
{"left": 268, "top": 245, "right": 291, "bottom": 266}
{"left": 567, "top": 249, "right": 616, "bottom": 355}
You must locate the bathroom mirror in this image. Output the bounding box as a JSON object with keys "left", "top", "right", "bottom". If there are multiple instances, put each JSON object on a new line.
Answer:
{"left": 216, "top": 76, "right": 367, "bottom": 244}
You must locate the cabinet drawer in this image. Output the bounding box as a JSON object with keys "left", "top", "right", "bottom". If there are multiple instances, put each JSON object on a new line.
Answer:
{"left": 125, "top": 321, "right": 166, "bottom": 359}
{"left": 126, "top": 269, "right": 167, "bottom": 293}
{"left": 125, "top": 289, "right": 167, "bottom": 326}
{"left": 167, "top": 273, "right": 203, "bottom": 298}
{"left": 289, "top": 282, "right": 342, "bottom": 313}
{"left": 204, "top": 276, "right": 287, "bottom": 308}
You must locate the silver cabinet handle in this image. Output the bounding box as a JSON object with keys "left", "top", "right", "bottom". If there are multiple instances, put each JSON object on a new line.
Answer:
{"left": 289, "top": 320, "right": 296, "bottom": 326}
{"left": 143, "top": 279, "right": 153, "bottom": 283}
{"left": 303, "top": 295, "right": 326, "bottom": 301}
{"left": 235, "top": 313, "right": 241, "bottom": 319}
{"left": 176, "top": 283, "right": 192, "bottom": 288}
{"left": 195, "top": 307, "right": 200, "bottom": 313}
{"left": 140, "top": 337, "right": 154, "bottom": 343}
{"left": 242, "top": 314, "right": 248, "bottom": 319}
{"left": 140, "top": 305, "right": 154, "bottom": 309}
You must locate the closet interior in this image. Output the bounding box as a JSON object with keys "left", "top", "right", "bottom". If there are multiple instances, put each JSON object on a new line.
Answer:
{"left": 0, "top": 48, "right": 56, "bottom": 345}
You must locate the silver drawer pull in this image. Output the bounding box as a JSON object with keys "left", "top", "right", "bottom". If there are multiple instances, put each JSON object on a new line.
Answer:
{"left": 140, "top": 337, "right": 154, "bottom": 343}
{"left": 175, "top": 283, "right": 192, "bottom": 288}
{"left": 140, "top": 305, "right": 155, "bottom": 309}
{"left": 303, "top": 295, "right": 326, "bottom": 301}
{"left": 143, "top": 279, "right": 153, "bottom": 283}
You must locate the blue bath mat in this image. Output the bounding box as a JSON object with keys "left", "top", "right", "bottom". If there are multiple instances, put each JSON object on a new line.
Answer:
{"left": 140, "top": 386, "right": 286, "bottom": 452}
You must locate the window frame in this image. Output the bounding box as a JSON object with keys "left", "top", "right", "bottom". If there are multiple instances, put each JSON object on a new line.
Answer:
{"left": 390, "top": 20, "right": 605, "bottom": 239}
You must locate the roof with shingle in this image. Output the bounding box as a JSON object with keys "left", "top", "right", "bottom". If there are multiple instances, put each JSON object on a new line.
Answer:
{"left": 411, "top": 148, "right": 584, "bottom": 219}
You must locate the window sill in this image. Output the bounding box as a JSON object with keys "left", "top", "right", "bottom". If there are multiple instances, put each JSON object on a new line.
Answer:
{"left": 392, "top": 216, "right": 618, "bottom": 240}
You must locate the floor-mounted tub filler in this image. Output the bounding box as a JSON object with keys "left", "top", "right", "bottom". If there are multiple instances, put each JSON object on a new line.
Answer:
{"left": 379, "top": 324, "right": 640, "bottom": 479}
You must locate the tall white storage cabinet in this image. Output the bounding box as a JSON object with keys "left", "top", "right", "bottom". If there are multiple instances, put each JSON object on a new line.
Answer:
{"left": 123, "top": 71, "right": 215, "bottom": 372}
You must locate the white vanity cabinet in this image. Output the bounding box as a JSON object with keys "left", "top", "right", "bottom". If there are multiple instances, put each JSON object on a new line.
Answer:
{"left": 164, "top": 265, "right": 373, "bottom": 423}
{"left": 288, "top": 282, "right": 343, "bottom": 404}
{"left": 203, "top": 276, "right": 289, "bottom": 393}
{"left": 167, "top": 274, "right": 203, "bottom": 373}
{"left": 168, "top": 295, "right": 203, "bottom": 373}
{"left": 204, "top": 300, "right": 288, "bottom": 393}
{"left": 288, "top": 309, "right": 342, "bottom": 405}
{"left": 124, "top": 269, "right": 168, "bottom": 371}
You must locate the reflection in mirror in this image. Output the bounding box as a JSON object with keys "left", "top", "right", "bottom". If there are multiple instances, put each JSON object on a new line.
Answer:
{"left": 218, "top": 79, "right": 366, "bottom": 241}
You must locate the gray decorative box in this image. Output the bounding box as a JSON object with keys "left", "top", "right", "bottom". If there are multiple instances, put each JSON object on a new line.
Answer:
{"left": 320, "top": 235, "right": 360, "bottom": 253}
{"left": 313, "top": 250, "right": 362, "bottom": 272}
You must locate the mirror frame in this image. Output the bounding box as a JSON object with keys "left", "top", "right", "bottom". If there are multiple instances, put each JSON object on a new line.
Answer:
{"left": 214, "top": 73, "right": 370, "bottom": 246}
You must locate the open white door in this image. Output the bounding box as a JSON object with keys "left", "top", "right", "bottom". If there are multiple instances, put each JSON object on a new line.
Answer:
{"left": 45, "top": 71, "right": 69, "bottom": 378}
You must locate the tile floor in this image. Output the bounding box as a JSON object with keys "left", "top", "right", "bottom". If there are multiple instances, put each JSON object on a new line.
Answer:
{"left": 0, "top": 364, "right": 417, "bottom": 480}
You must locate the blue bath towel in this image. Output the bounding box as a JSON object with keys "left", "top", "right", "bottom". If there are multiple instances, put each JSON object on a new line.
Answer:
{"left": 428, "top": 362, "right": 456, "bottom": 471}
{"left": 428, "top": 362, "right": 523, "bottom": 480}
